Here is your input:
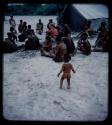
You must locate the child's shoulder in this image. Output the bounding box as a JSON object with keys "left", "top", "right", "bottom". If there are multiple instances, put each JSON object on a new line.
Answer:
{"left": 63, "top": 62, "right": 71, "bottom": 66}
{"left": 67, "top": 63, "right": 74, "bottom": 67}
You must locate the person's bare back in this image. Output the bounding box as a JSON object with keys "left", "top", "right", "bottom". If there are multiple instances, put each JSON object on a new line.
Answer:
{"left": 63, "top": 63, "right": 74, "bottom": 73}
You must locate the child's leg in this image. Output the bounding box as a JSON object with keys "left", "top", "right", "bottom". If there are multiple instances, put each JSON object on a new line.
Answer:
{"left": 67, "top": 78, "right": 70, "bottom": 89}
{"left": 60, "top": 77, "right": 64, "bottom": 89}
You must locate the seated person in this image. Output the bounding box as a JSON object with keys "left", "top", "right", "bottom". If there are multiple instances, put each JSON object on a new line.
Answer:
{"left": 5, "top": 32, "right": 16, "bottom": 45}
{"left": 18, "top": 22, "right": 27, "bottom": 42}
{"left": 77, "top": 32, "right": 91, "bottom": 55}
{"left": 43, "top": 36, "right": 52, "bottom": 52}
{"left": 102, "top": 30, "right": 109, "bottom": 51}
{"left": 98, "top": 21, "right": 106, "bottom": 32}
{"left": 18, "top": 24, "right": 35, "bottom": 42}
{"left": 25, "top": 36, "right": 33, "bottom": 50}
{"left": 94, "top": 22, "right": 109, "bottom": 48}
{"left": 53, "top": 36, "right": 71, "bottom": 62}
{"left": 40, "top": 36, "right": 52, "bottom": 56}
{"left": 21, "top": 21, "right": 27, "bottom": 33}
{"left": 93, "top": 28, "right": 109, "bottom": 52}
{"left": 2, "top": 33, "right": 24, "bottom": 52}
{"left": 40, "top": 36, "right": 69, "bottom": 61}
{"left": 36, "top": 19, "right": 43, "bottom": 35}
{"left": 63, "top": 33, "right": 76, "bottom": 55}
{"left": 47, "top": 19, "right": 55, "bottom": 30}
{"left": 84, "top": 21, "right": 93, "bottom": 37}
{"left": 63, "top": 24, "right": 71, "bottom": 36}
{"left": 33, "top": 36, "right": 42, "bottom": 50}
{"left": 10, "top": 27, "right": 17, "bottom": 41}
{"left": 18, "top": 20, "right": 23, "bottom": 33}
{"left": 26, "top": 25, "right": 35, "bottom": 37}
{"left": 47, "top": 24, "right": 58, "bottom": 41}
{"left": 27, "top": 25, "right": 42, "bottom": 49}
{"left": 25, "top": 34, "right": 41, "bottom": 50}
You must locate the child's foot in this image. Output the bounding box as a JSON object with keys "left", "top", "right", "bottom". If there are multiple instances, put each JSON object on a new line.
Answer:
{"left": 60, "top": 86, "right": 62, "bottom": 89}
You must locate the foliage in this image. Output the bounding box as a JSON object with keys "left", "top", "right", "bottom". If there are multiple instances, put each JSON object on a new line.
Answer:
{"left": 5, "top": 4, "right": 65, "bottom": 15}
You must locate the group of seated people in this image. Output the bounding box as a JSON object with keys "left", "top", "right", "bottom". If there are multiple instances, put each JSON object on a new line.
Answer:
{"left": 40, "top": 22, "right": 76, "bottom": 62}
{"left": 2, "top": 17, "right": 109, "bottom": 60}
{"left": 2, "top": 31, "right": 24, "bottom": 53}
{"left": 2, "top": 18, "right": 42, "bottom": 52}
{"left": 40, "top": 20, "right": 93, "bottom": 61}
{"left": 18, "top": 22, "right": 42, "bottom": 50}
{"left": 76, "top": 21, "right": 109, "bottom": 53}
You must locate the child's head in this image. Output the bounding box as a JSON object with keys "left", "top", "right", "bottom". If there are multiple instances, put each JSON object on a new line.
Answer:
{"left": 64, "top": 54, "right": 70, "bottom": 63}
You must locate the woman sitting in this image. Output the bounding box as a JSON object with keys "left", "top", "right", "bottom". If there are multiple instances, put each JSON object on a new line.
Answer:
{"left": 40, "top": 36, "right": 52, "bottom": 56}
{"left": 77, "top": 32, "right": 91, "bottom": 55}
{"left": 47, "top": 24, "right": 58, "bottom": 42}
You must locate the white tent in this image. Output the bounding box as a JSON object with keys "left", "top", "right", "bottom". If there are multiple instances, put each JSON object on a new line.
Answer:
{"left": 63, "top": 4, "right": 109, "bottom": 32}
{"left": 73, "top": 4, "right": 108, "bottom": 19}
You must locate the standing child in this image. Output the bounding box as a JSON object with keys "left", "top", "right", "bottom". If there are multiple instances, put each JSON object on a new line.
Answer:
{"left": 57, "top": 56, "right": 76, "bottom": 89}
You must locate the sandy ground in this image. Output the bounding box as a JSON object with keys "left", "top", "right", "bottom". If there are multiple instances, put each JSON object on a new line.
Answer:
{"left": 3, "top": 50, "right": 108, "bottom": 121}
{"left": 3, "top": 16, "right": 108, "bottom": 121}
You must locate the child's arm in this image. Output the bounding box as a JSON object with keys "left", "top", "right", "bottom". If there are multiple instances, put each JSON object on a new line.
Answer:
{"left": 71, "top": 64, "right": 76, "bottom": 73}
{"left": 57, "top": 65, "right": 64, "bottom": 77}
{"left": 57, "top": 70, "right": 62, "bottom": 77}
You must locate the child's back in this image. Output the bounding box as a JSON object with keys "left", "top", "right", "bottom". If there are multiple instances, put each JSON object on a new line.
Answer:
{"left": 58, "top": 62, "right": 75, "bottom": 89}
{"left": 62, "top": 63, "right": 73, "bottom": 74}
